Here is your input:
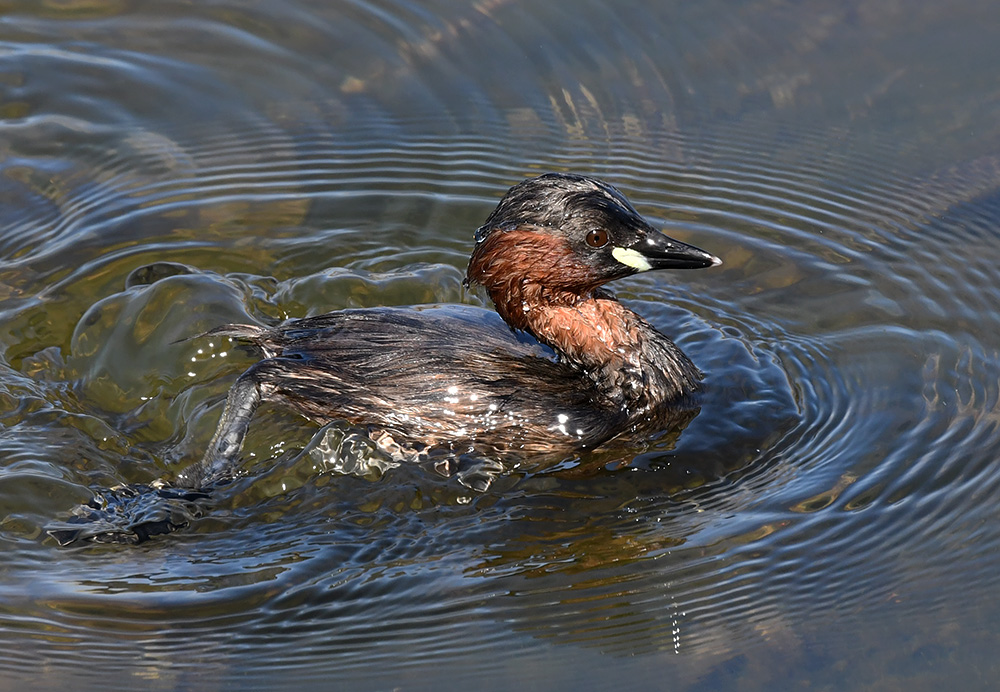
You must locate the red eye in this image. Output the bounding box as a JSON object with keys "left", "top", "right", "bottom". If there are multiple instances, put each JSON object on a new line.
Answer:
{"left": 586, "top": 229, "right": 609, "bottom": 248}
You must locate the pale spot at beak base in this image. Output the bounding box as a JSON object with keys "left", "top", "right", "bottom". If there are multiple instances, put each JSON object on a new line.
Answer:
{"left": 611, "top": 246, "right": 653, "bottom": 271}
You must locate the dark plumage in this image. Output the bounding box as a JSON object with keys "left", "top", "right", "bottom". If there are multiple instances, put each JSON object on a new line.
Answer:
{"left": 48, "top": 173, "right": 719, "bottom": 544}
{"left": 179, "top": 173, "right": 720, "bottom": 487}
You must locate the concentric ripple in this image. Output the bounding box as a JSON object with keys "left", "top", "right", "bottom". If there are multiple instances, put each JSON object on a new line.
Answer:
{"left": 2, "top": 0, "right": 1000, "bottom": 689}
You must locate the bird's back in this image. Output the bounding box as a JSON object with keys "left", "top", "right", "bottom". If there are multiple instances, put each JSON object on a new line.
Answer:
{"left": 222, "top": 304, "right": 632, "bottom": 456}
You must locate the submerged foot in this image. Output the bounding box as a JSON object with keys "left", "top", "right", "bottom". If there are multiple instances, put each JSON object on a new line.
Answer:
{"left": 46, "top": 481, "right": 212, "bottom": 546}
{"left": 45, "top": 362, "right": 266, "bottom": 547}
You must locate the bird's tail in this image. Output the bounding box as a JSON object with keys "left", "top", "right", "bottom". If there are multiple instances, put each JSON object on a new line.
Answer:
{"left": 198, "top": 323, "right": 271, "bottom": 342}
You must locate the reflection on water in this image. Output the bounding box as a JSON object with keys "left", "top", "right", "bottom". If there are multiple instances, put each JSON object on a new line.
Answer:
{"left": 3, "top": 0, "right": 1000, "bottom": 689}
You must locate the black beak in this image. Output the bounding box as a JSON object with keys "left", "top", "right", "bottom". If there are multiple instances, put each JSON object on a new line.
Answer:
{"left": 616, "top": 229, "right": 721, "bottom": 271}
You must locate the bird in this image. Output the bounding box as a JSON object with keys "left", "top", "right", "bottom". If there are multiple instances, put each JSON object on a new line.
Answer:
{"left": 49, "top": 172, "right": 719, "bottom": 545}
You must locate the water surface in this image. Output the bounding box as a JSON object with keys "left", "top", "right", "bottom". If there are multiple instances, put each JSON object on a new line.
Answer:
{"left": 2, "top": 1, "right": 1000, "bottom": 690}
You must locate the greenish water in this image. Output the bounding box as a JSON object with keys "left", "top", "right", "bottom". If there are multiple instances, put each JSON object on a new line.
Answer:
{"left": 2, "top": 1, "right": 1000, "bottom": 690}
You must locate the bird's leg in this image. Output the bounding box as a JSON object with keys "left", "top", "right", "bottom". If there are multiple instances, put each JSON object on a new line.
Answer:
{"left": 177, "top": 364, "right": 269, "bottom": 488}
{"left": 46, "top": 364, "right": 271, "bottom": 546}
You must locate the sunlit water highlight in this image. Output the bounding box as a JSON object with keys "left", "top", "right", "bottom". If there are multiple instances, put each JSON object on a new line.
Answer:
{"left": 2, "top": 1, "right": 1000, "bottom": 690}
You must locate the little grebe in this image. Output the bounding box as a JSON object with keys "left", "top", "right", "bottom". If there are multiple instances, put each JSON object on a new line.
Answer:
{"left": 49, "top": 173, "right": 719, "bottom": 544}
{"left": 179, "top": 172, "right": 720, "bottom": 488}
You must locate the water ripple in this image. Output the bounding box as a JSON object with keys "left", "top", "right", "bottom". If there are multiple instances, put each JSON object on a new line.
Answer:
{"left": 2, "top": 0, "right": 1000, "bottom": 687}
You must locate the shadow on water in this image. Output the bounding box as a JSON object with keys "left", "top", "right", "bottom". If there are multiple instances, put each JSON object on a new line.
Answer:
{"left": 2, "top": 0, "right": 1000, "bottom": 690}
